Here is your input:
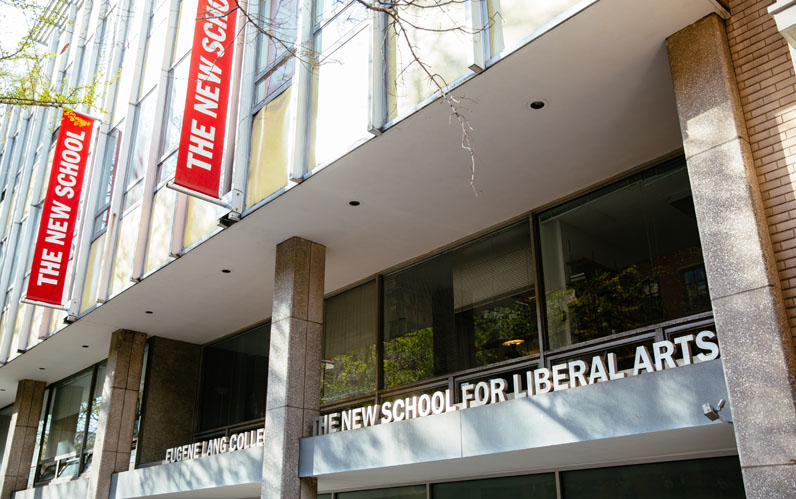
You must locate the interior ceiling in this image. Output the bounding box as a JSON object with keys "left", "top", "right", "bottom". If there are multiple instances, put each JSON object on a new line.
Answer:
{"left": 0, "top": 0, "right": 724, "bottom": 405}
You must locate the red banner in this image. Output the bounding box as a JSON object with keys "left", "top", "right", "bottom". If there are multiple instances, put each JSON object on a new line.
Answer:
{"left": 174, "top": 0, "right": 238, "bottom": 199}
{"left": 25, "top": 110, "right": 95, "bottom": 306}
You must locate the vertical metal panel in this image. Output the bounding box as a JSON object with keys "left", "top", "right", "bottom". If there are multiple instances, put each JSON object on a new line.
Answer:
{"left": 230, "top": 0, "right": 260, "bottom": 216}
{"left": 368, "top": 9, "right": 386, "bottom": 135}
{"left": 467, "top": 0, "right": 487, "bottom": 73}
{"left": 289, "top": 0, "right": 314, "bottom": 182}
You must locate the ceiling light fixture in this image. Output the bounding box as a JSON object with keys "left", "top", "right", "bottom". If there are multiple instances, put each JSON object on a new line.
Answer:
{"left": 528, "top": 100, "right": 547, "bottom": 110}
{"left": 349, "top": 200, "right": 361, "bottom": 206}
{"left": 501, "top": 339, "right": 526, "bottom": 347}
{"left": 145, "top": 310, "right": 154, "bottom": 315}
{"left": 221, "top": 269, "right": 231, "bottom": 274}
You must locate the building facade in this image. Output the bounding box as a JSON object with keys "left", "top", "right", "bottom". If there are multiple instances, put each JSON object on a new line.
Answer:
{"left": 0, "top": 0, "right": 794, "bottom": 497}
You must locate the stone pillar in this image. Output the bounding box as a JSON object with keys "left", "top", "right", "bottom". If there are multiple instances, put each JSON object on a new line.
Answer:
{"left": 0, "top": 379, "right": 45, "bottom": 499}
{"left": 262, "top": 237, "right": 325, "bottom": 499}
{"left": 87, "top": 329, "right": 147, "bottom": 499}
{"left": 668, "top": 14, "right": 796, "bottom": 496}
{"left": 135, "top": 337, "right": 201, "bottom": 466}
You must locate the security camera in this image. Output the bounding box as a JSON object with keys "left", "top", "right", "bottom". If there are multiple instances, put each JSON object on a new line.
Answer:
{"left": 703, "top": 398, "right": 731, "bottom": 423}
{"left": 703, "top": 403, "right": 720, "bottom": 421}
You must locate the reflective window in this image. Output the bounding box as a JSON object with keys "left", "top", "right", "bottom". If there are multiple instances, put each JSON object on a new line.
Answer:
{"left": 35, "top": 362, "right": 106, "bottom": 484}
{"left": 338, "top": 485, "right": 427, "bottom": 499}
{"left": 160, "top": 57, "right": 190, "bottom": 168}
{"left": 487, "top": 0, "right": 583, "bottom": 58}
{"left": 257, "top": 0, "right": 299, "bottom": 75}
{"left": 92, "top": 127, "right": 122, "bottom": 238}
{"left": 140, "top": 0, "right": 167, "bottom": 98}
{"left": 247, "top": 85, "right": 292, "bottom": 208}
{"left": 125, "top": 91, "right": 157, "bottom": 210}
{"left": 432, "top": 473, "right": 557, "bottom": 499}
{"left": 173, "top": 0, "right": 197, "bottom": 64}
{"left": 387, "top": 0, "right": 470, "bottom": 121}
{"left": 309, "top": 1, "right": 370, "bottom": 168}
{"left": 539, "top": 159, "right": 708, "bottom": 350}
{"left": 0, "top": 404, "right": 12, "bottom": 460}
{"left": 323, "top": 280, "right": 378, "bottom": 403}
{"left": 383, "top": 222, "right": 538, "bottom": 389}
{"left": 198, "top": 324, "right": 271, "bottom": 431}
{"left": 560, "top": 457, "right": 745, "bottom": 498}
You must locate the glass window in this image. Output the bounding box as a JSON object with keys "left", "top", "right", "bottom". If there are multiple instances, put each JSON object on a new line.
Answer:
{"left": 383, "top": 222, "right": 538, "bottom": 389}
{"left": 257, "top": 0, "right": 299, "bottom": 74}
{"left": 81, "top": 233, "right": 106, "bottom": 314}
{"left": 309, "top": 1, "right": 370, "bottom": 168}
{"left": 161, "top": 57, "right": 190, "bottom": 163}
{"left": 140, "top": 0, "right": 167, "bottom": 98}
{"left": 432, "top": 474, "right": 556, "bottom": 499}
{"left": 198, "top": 324, "right": 271, "bottom": 431}
{"left": 338, "top": 485, "right": 427, "bottom": 499}
{"left": 0, "top": 404, "right": 13, "bottom": 459}
{"left": 323, "top": 280, "right": 378, "bottom": 403}
{"left": 387, "top": 0, "right": 470, "bottom": 121}
{"left": 539, "top": 159, "right": 708, "bottom": 350}
{"left": 560, "top": 457, "right": 745, "bottom": 499}
{"left": 144, "top": 188, "right": 176, "bottom": 274}
{"left": 125, "top": 92, "right": 157, "bottom": 210}
{"left": 93, "top": 127, "right": 122, "bottom": 238}
{"left": 247, "top": 85, "right": 292, "bottom": 209}
{"left": 172, "top": 0, "right": 197, "bottom": 64}
{"left": 487, "top": 0, "right": 583, "bottom": 58}
{"left": 110, "top": 206, "right": 141, "bottom": 297}
{"left": 35, "top": 363, "right": 105, "bottom": 484}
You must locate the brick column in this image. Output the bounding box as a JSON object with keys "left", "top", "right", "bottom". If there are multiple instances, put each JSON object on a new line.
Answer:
{"left": 0, "top": 379, "right": 45, "bottom": 499}
{"left": 668, "top": 14, "right": 796, "bottom": 496}
{"left": 87, "top": 329, "right": 147, "bottom": 499}
{"left": 262, "top": 237, "right": 325, "bottom": 499}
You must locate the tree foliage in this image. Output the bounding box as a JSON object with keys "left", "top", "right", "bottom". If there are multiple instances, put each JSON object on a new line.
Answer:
{"left": 0, "top": 0, "right": 104, "bottom": 111}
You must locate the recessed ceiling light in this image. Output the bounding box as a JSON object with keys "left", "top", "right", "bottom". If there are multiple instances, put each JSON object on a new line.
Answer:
{"left": 528, "top": 100, "right": 546, "bottom": 110}
{"left": 0, "top": 389, "right": 6, "bottom": 392}
{"left": 82, "top": 345, "right": 89, "bottom": 349}
{"left": 221, "top": 269, "right": 231, "bottom": 274}
{"left": 349, "top": 200, "right": 361, "bottom": 206}
{"left": 38, "top": 367, "right": 45, "bottom": 371}
{"left": 145, "top": 310, "right": 154, "bottom": 315}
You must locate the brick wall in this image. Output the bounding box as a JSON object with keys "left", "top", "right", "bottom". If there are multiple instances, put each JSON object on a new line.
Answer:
{"left": 726, "top": 0, "right": 796, "bottom": 336}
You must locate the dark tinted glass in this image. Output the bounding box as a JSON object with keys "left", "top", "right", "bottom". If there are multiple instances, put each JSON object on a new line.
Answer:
{"left": 338, "top": 485, "right": 427, "bottom": 499}
{"left": 323, "top": 280, "right": 378, "bottom": 403}
{"left": 0, "top": 404, "right": 13, "bottom": 459}
{"left": 198, "top": 324, "right": 270, "bottom": 431}
{"left": 383, "top": 222, "right": 538, "bottom": 389}
{"left": 540, "top": 159, "right": 709, "bottom": 349}
{"left": 561, "top": 457, "right": 745, "bottom": 498}
{"left": 433, "top": 474, "right": 556, "bottom": 499}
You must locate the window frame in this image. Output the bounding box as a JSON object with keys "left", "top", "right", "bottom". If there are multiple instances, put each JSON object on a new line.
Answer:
{"left": 319, "top": 156, "right": 717, "bottom": 414}
{"left": 32, "top": 361, "right": 107, "bottom": 487}
{"left": 192, "top": 321, "right": 272, "bottom": 441}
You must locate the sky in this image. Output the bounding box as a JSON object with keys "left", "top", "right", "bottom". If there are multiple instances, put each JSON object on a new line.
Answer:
{"left": 0, "top": 3, "right": 33, "bottom": 53}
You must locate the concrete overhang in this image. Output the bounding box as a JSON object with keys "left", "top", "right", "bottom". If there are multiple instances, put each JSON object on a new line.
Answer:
{"left": 54, "top": 360, "right": 736, "bottom": 498}
{"left": 0, "top": 0, "right": 727, "bottom": 405}
{"left": 301, "top": 360, "right": 736, "bottom": 492}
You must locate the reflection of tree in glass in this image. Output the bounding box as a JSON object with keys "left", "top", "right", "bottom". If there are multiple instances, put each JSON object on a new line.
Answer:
{"left": 473, "top": 297, "right": 537, "bottom": 366}
{"left": 568, "top": 266, "right": 660, "bottom": 342}
{"left": 383, "top": 327, "right": 434, "bottom": 389}
{"left": 321, "top": 344, "right": 376, "bottom": 404}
